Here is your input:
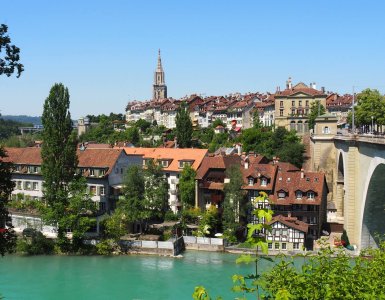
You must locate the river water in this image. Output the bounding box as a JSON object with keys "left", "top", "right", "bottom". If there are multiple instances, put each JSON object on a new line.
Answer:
{"left": 0, "top": 251, "right": 272, "bottom": 300}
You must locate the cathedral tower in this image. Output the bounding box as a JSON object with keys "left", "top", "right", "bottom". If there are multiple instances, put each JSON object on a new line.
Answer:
{"left": 153, "top": 49, "right": 167, "bottom": 100}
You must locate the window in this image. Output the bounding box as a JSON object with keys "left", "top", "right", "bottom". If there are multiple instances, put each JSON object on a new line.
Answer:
{"left": 281, "top": 243, "right": 287, "bottom": 250}
{"left": 323, "top": 126, "right": 330, "bottom": 134}
{"left": 90, "top": 169, "right": 95, "bottom": 176}
{"left": 296, "top": 191, "right": 303, "bottom": 199}
{"left": 33, "top": 182, "right": 39, "bottom": 191}
{"left": 161, "top": 160, "right": 169, "bottom": 167}
{"left": 278, "top": 191, "right": 286, "bottom": 199}
{"left": 89, "top": 186, "right": 97, "bottom": 195}
{"left": 121, "top": 168, "right": 124, "bottom": 174}
{"left": 25, "top": 181, "right": 32, "bottom": 190}
{"left": 280, "top": 101, "right": 283, "bottom": 108}
{"left": 268, "top": 243, "right": 272, "bottom": 250}
{"left": 99, "top": 169, "right": 105, "bottom": 177}
{"left": 280, "top": 109, "right": 283, "bottom": 116}
{"left": 293, "top": 242, "right": 299, "bottom": 250}
{"left": 115, "top": 167, "right": 119, "bottom": 174}
{"left": 248, "top": 177, "right": 254, "bottom": 186}
{"left": 298, "top": 100, "right": 302, "bottom": 106}
{"left": 16, "top": 181, "right": 22, "bottom": 190}
{"left": 261, "top": 178, "right": 267, "bottom": 186}
{"left": 291, "top": 101, "right": 295, "bottom": 107}
{"left": 99, "top": 186, "right": 105, "bottom": 196}
{"left": 306, "top": 100, "right": 309, "bottom": 107}
{"left": 15, "top": 165, "right": 21, "bottom": 172}
{"left": 274, "top": 242, "right": 280, "bottom": 250}
{"left": 307, "top": 191, "right": 315, "bottom": 199}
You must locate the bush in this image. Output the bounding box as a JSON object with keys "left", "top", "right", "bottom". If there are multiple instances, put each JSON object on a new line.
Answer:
{"left": 164, "top": 210, "right": 179, "bottom": 221}
{"left": 96, "top": 239, "right": 115, "bottom": 255}
{"left": 16, "top": 233, "right": 55, "bottom": 255}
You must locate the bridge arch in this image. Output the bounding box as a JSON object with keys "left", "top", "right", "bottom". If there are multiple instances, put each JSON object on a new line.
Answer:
{"left": 360, "top": 157, "right": 385, "bottom": 249}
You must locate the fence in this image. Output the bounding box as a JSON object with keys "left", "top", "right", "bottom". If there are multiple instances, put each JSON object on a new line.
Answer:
{"left": 183, "top": 236, "right": 225, "bottom": 251}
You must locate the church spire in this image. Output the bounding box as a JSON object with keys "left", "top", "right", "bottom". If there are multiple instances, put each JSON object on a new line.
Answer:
{"left": 153, "top": 49, "right": 167, "bottom": 100}
{"left": 157, "top": 49, "right": 163, "bottom": 72}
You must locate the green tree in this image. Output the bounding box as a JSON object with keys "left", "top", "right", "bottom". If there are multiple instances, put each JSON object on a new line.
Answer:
{"left": 212, "top": 119, "right": 225, "bottom": 128}
{"left": 143, "top": 160, "right": 169, "bottom": 220}
{"left": 222, "top": 165, "right": 246, "bottom": 242}
{"left": 0, "top": 147, "right": 17, "bottom": 256}
{"left": 308, "top": 100, "right": 326, "bottom": 130}
{"left": 41, "top": 83, "right": 78, "bottom": 246}
{"left": 126, "top": 126, "right": 140, "bottom": 145}
{"left": 118, "top": 165, "right": 146, "bottom": 232}
{"left": 179, "top": 165, "right": 196, "bottom": 208}
{"left": 136, "top": 119, "right": 152, "bottom": 133}
{"left": 0, "top": 24, "right": 24, "bottom": 77}
{"left": 354, "top": 88, "right": 385, "bottom": 127}
{"left": 175, "top": 102, "right": 193, "bottom": 148}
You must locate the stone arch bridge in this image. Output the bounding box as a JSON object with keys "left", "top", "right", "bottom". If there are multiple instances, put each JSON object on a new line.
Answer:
{"left": 311, "top": 132, "right": 385, "bottom": 250}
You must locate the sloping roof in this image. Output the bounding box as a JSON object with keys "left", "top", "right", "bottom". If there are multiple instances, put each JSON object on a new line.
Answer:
{"left": 269, "top": 215, "right": 309, "bottom": 233}
{"left": 5, "top": 147, "right": 129, "bottom": 175}
{"left": 196, "top": 155, "right": 241, "bottom": 180}
{"left": 119, "top": 147, "right": 208, "bottom": 172}
{"left": 271, "top": 171, "right": 326, "bottom": 205}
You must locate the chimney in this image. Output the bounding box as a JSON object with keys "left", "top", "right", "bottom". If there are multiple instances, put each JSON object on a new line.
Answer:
{"left": 301, "top": 168, "right": 304, "bottom": 179}
{"left": 312, "top": 82, "right": 317, "bottom": 90}
{"left": 288, "top": 212, "right": 292, "bottom": 218}
{"left": 244, "top": 158, "right": 249, "bottom": 170}
{"left": 321, "top": 86, "right": 325, "bottom": 93}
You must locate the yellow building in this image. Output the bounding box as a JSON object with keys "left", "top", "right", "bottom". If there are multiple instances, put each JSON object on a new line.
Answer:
{"left": 275, "top": 79, "right": 327, "bottom": 134}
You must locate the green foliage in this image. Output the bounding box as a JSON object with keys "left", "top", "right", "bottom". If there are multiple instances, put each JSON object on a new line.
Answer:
{"left": 0, "top": 24, "right": 24, "bottom": 77}
{"left": 0, "top": 147, "right": 17, "bottom": 256}
{"left": 208, "top": 132, "right": 230, "bottom": 153}
{"left": 126, "top": 126, "right": 140, "bottom": 145}
{"left": 240, "top": 126, "right": 305, "bottom": 168}
{"left": 175, "top": 102, "right": 193, "bottom": 148}
{"left": 223, "top": 165, "right": 246, "bottom": 241}
{"left": 198, "top": 205, "right": 219, "bottom": 237}
{"left": 181, "top": 207, "right": 201, "bottom": 225}
{"left": 258, "top": 241, "right": 385, "bottom": 299}
{"left": 212, "top": 119, "right": 225, "bottom": 128}
{"left": 164, "top": 210, "right": 179, "bottom": 221}
{"left": 308, "top": 100, "right": 326, "bottom": 130}
{"left": 136, "top": 119, "right": 152, "bottom": 133}
{"left": 104, "top": 210, "right": 128, "bottom": 241}
{"left": 0, "top": 117, "right": 32, "bottom": 140}
{"left": 354, "top": 89, "right": 385, "bottom": 126}
{"left": 143, "top": 160, "right": 169, "bottom": 220}
{"left": 1, "top": 133, "right": 39, "bottom": 148}
{"left": 96, "top": 239, "right": 116, "bottom": 255}
{"left": 178, "top": 165, "right": 197, "bottom": 208}
{"left": 16, "top": 233, "right": 55, "bottom": 255}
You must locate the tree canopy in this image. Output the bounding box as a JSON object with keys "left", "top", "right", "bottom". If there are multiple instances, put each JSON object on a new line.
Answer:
{"left": 41, "top": 83, "right": 78, "bottom": 244}
{"left": 175, "top": 102, "right": 193, "bottom": 148}
{"left": 354, "top": 89, "right": 385, "bottom": 126}
{"left": 0, "top": 24, "right": 24, "bottom": 77}
{"left": 178, "top": 165, "right": 196, "bottom": 208}
{"left": 308, "top": 100, "right": 326, "bottom": 130}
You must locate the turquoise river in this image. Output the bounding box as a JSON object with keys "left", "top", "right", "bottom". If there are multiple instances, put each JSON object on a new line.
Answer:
{"left": 0, "top": 251, "right": 283, "bottom": 300}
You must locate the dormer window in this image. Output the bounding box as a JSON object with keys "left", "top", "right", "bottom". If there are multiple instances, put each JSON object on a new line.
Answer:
{"left": 90, "top": 169, "right": 95, "bottom": 177}
{"left": 161, "top": 160, "right": 169, "bottom": 167}
{"left": 307, "top": 191, "right": 315, "bottom": 199}
{"left": 296, "top": 191, "right": 303, "bottom": 199}
{"left": 278, "top": 191, "right": 286, "bottom": 199}
{"left": 179, "top": 160, "right": 194, "bottom": 169}
{"left": 248, "top": 177, "right": 254, "bottom": 186}
{"left": 261, "top": 178, "right": 267, "bottom": 186}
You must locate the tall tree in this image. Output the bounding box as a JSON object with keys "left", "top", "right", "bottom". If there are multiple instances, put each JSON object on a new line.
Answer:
{"left": 143, "top": 160, "right": 169, "bottom": 220}
{"left": 0, "top": 24, "right": 24, "bottom": 77}
{"left": 118, "top": 165, "right": 146, "bottom": 232}
{"left": 355, "top": 89, "right": 385, "bottom": 127}
{"left": 41, "top": 83, "right": 78, "bottom": 243}
{"left": 175, "top": 102, "right": 193, "bottom": 148}
{"left": 0, "top": 148, "right": 17, "bottom": 256}
{"left": 0, "top": 23, "right": 22, "bottom": 256}
{"left": 223, "top": 165, "right": 245, "bottom": 241}
{"left": 178, "top": 165, "right": 196, "bottom": 208}
{"left": 308, "top": 100, "right": 326, "bottom": 130}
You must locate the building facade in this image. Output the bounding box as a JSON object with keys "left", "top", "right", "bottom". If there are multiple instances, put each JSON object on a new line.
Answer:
{"left": 275, "top": 79, "right": 327, "bottom": 134}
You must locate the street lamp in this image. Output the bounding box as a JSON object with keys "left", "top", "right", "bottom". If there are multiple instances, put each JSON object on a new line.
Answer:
{"left": 371, "top": 116, "right": 374, "bottom": 135}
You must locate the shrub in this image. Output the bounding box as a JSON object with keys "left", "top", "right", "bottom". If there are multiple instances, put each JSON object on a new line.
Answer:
{"left": 16, "top": 233, "right": 55, "bottom": 255}
{"left": 96, "top": 239, "right": 115, "bottom": 255}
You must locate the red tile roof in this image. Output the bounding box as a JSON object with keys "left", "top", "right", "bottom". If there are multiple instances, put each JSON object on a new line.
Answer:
{"left": 269, "top": 215, "right": 309, "bottom": 233}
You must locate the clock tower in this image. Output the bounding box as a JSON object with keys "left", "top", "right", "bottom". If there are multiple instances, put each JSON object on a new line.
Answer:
{"left": 153, "top": 49, "right": 167, "bottom": 100}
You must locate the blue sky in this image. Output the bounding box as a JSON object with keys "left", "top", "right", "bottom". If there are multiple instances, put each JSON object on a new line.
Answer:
{"left": 1, "top": 0, "right": 385, "bottom": 118}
